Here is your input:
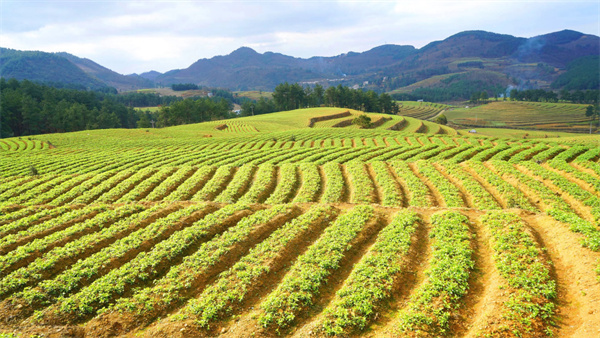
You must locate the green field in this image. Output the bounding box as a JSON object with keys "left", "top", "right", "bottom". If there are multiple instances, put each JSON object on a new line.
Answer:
{"left": 396, "top": 101, "right": 452, "bottom": 120}
{"left": 446, "top": 101, "right": 597, "bottom": 133}
{"left": 1, "top": 107, "right": 600, "bottom": 338}
{"left": 234, "top": 90, "right": 273, "bottom": 100}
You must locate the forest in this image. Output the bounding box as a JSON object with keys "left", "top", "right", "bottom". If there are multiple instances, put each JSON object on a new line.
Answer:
{"left": 0, "top": 79, "right": 232, "bottom": 137}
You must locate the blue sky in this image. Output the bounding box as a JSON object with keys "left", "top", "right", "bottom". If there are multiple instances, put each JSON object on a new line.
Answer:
{"left": 1, "top": 0, "right": 598, "bottom": 74}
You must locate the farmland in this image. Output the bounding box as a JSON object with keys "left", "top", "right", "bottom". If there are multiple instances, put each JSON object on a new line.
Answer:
{"left": 1, "top": 107, "right": 599, "bottom": 337}
{"left": 446, "top": 101, "right": 597, "bottom": 133}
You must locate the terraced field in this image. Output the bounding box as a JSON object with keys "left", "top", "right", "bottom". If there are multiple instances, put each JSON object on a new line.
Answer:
{"left": 1, "top": 108, "right": 599, "bottom": 337}
{"left": 397, "top": 101, "right": 451, "bottom": 121}
{"left": 446, "top": 101, "right": 597, "bottom": 133}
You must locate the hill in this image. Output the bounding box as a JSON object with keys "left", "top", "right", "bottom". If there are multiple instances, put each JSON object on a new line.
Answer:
{"left": 0, "top": 48, "right": 107, "bottom": 90}
{"left": 0, "top": 49, "right": 153, "bottom": 91}
{"left": 0, "top": 108, "right": 599, "bottom": 337}
{"left": 57, "top": 53, "right": 154, "bottom": 91}
{"left": 2, "top": 29, "right": 598, "bottom": 96}
{"left": 156, "top": 29, "right": 599, "bottom": 94}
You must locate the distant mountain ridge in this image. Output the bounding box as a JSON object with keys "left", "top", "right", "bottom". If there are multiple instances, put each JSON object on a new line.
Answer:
{"left": 1, "top": 29, "right": 598, "bottom": 93}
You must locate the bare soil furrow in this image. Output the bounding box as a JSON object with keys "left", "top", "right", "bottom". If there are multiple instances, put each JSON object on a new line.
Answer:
{"left": 522, "top": 213, "right": 600, "bottom": 337}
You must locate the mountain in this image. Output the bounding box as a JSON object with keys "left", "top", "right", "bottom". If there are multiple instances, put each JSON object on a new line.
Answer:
{"left": 57, "top": 53, "right": 154, "bottom": 91}
{"left": 0, "top": 48, "right": 107, "bottom": 90}
{"left": 137, "top": 70, "right": 163, "bottom": 81}
{"left": 155, "top": 44, "right": 417, "bottom": 90}
{"left": 156, "top": 29, "right": 598, "bottom": 92}
{"left": 0, "top": 48, "right": 152, "bottom": 91}
{"left": 1, "top": 29, "right": 598, "bottom": 95}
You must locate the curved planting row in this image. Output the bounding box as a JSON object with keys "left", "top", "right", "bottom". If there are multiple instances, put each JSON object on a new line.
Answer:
{"left": 3, "top": 138, "right": 581, "bottom": 178}
{"left": 0, "top": 203, "right": 596, "bottom": 337}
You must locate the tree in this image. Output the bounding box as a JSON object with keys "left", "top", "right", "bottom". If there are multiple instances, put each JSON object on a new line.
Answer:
{"left": 311, "top": 84, "right": 325, "bottom": 107}
{"left": 479, "top": 91, "right": 489, "bottom": 102}
{"left": 434, "top": 114, "right": 448, "bottom": 125}
{"left": 585, "top": 104, "right": 600, "bottom": 133}
{"left": 470, "top": 92, "right": 480, "bottom": 104}
{"left": 352, "top": 114, "right": 372, "bottom": 129}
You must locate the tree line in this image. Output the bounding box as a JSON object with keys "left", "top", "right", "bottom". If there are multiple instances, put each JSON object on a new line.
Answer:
{"left": 239, "top": 83, "right": 399, "bottom": 116}
{"left": 509, "top": 88, "right": 598, "bottom": 104}
{"left": 151, "top": 98, "right": 232, "bottom": 127}
{"left": 0, "top": 79, "right": 234, "bottom": 137}
{"left": 1, "top": 78, "right": 140, "bottom": 137}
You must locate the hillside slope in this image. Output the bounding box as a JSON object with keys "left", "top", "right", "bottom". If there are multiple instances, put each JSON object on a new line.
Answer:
{"left": 0, "top": 108, "right": 599, "bottom": 338}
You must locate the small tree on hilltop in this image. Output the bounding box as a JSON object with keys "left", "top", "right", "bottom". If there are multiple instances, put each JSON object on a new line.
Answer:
{"left": 479, "top": 91, "right": 489, "bottom": 102}
{"left": 585, "top": 104, "right": 600, "bottom": 133}
{"left": 352, "top": 114, "right": 373, "bottom": 129}
{"left": 435, "top": 114, "right": 448, "bottom": 125}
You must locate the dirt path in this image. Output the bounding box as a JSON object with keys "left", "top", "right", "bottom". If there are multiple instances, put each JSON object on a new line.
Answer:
{"left": 523, "top": 213, "right": 600, "bottom": 337}
{"left": 453, "top": 210, "right": 497, "bottom": 337}
{"left": 365, "top": 163, "right": 382, "bottom": 205}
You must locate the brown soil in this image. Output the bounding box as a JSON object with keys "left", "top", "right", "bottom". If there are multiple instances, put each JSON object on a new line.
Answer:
{"left": 151, "top": 168, "right": 197, "bottom": 201}
{"left": 571, "top": 161, "right": 600, "bottom": 180}
{"left": 1, "top": 199, "right": 598, "bottom": 338}
{"left": 266, "top": 213, "right": 386, "bottom": 337}
{"left": 365, "top": 163, "right": 382, "bottom": 205}
{"left": 483, "top": 162, "right": 548, "bottom": 212}
{"left": 86, "top": 208, "right": 300, "bottom": 337}
{"left": 543, "top": 163, "right": 600, "bottom": 197}
{"left": 523, "top": 213, "right": 600, "bottom": 337}
{"left": 314, "top": 165, "right": 326, "bottom": 203}
{"left": 385, "top": 162, "right": 409, "bottom": 208}
{"left": 339, "top": 164, "right": 352, "bottom": 204}
{"left": 460, "top": 212, "right": 503, "bottom": 338}
{"left": 449, "top": 210, "right": 489, "bottom": 336}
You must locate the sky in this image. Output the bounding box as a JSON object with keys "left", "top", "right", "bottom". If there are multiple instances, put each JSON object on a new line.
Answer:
{"left": 1, "top": 0, "right": 598, "bottom": 75}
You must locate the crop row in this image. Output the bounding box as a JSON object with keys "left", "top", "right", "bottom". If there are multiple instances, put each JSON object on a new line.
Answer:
{"left": 477, "top": 211, "right": 556, "bottom": 337}
{"left": 3, "top": 138, "right": 581, "bottom": 178}
{"left": 103, "top": 205, "right": 294, "bottom": 328}
{"left": 345, "top": 161, "right": 376, "bottom": 204}
{"left": 462, "top": 161, "right": 536, "bottom": 211}
{"left": 320, "top": 209, "right": 418, "bottom": 335}
{"left": 178, "top": 204, "right": 337, "bottom": 328}
{"left": 414, "top": 160, "right": 464, "bottom": 208}
{"left": 394, "top": 210, "right": 473, "bottom": 336}
{"left": 48, "top": 203, "right": 250, "bottom": 320}
{"left": 519, "top": 161, "right": 600, "bottom": 222}
{"left": 0, "top": 204, "right": 168, "bottom": 299}
{"left": 438, "top": 161, "right": 500, "bottom": 210}
{"left": 0, "top": 204, "right": 141, "bottom": 277}
{"left": 389, "top": 161, "right": 430, "bottom": 207}
{"left": 258, "top": 205, "right": 375, "bottom": 329}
